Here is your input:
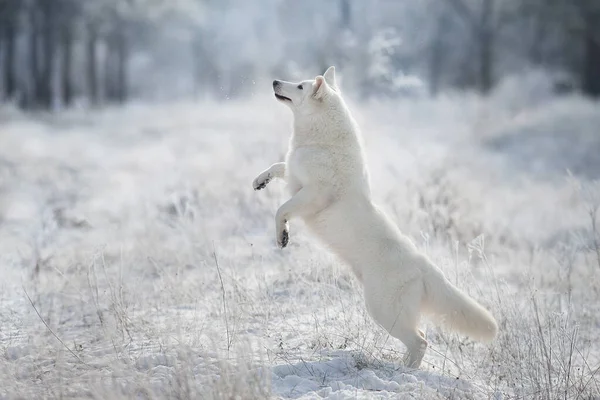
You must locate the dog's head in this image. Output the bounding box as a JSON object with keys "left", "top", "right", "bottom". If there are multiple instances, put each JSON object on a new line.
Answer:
{"left": 272, "top": 66, "right": 338, "bottom": 113}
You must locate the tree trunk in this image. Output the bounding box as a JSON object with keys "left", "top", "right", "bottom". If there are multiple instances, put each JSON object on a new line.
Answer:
{"left": 429, "top": 40, "right": 442, "bottom": 97}
{"left": 429, "top": 14, "right": 449, "bottom": 97}
{"left": 446, "top": 0, "right": 495, "bottom": 94}
{"left": 3, "top": 22, "right": 17, "bottom": 100}
{"left": 105, "top": 26, "right": 128, "bottom": 104}
{"left": 191, "top": 36, "right": 202, "bottom": 99}
{"left": 479, "top": 29, "right": 493, "bottom": 94}
{"left": 582, "top": 21, "right": 600, "bottom": 97}
{"left": 104, "top": 38, "right": 116, "bottom": 102}
{"left": 86, "top": 25, "right": 98, "bottom": 105}
{"left": 29, "top": 8, "right": 41, "bottom": 109}
{"left": 478, "top": 0, "right": 494, "bottom": 94}
{"left": 528, "top": 3, "right": 546, "bottom": 65}
{"left": 61, "top": 24, "right": 74, "bottom": 107}
{"left": 339, "top": 0, "right": 351, "bottom": 30}
{"left": 40, "top": 2, "right": 56, "bottom": 109}
{"left": 116, "top": 30, "right": 128, "bottom": 103}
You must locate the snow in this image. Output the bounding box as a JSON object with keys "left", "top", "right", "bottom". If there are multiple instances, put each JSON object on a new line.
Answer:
{"left": 270, "top": 351, "right": 476, "bottom": 399}
{"left": 0, "top": 89, "right": 599, "bottom": 398}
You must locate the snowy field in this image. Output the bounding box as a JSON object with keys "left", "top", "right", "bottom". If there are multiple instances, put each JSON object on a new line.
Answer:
{"left": 0, "top": 88, "right": 599, "bottom": 398}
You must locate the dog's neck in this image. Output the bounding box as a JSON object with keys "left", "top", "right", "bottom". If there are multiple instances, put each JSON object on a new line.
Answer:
{"left": 291, "top": 104, "right": 360, "bottom": 148}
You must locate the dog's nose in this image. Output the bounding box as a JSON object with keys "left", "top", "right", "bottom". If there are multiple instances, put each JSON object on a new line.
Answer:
{"left": 273, "top": 80, "right": 281, "bottom": 88}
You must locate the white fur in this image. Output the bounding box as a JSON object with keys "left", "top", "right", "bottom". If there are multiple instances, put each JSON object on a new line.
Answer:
{"left": 253, "top": 66, "right": 498, "bottom": 369}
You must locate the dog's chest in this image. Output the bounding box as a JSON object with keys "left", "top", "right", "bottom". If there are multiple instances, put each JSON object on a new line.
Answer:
{"left": 287, "top": 142, "right": 334, "bottom": 173}
{"left": 284, "top": 147, "right": 311, "bottom": 195}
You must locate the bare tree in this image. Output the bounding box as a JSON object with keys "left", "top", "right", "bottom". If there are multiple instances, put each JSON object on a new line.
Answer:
{"left": 581, "top": 2, "right": 600, "bottom": 97}
{"left": 105, "top": 19, "right": 128, "bottom": 104}
{"left": 58, "top": 0, "right": 80, "bottom": 107}
{"left": 102, "top": 0, "right": 162, "bottom": 104}
{"left": 0, "top": 0, "right": 20, "bottom": 101}
{"left": 339, "top": 0, "right": 351, "bottom": 30}
{"left": 519, "top": 0, "right": 552, "bottom": 65}
{"left": 3, "top": 0, "right": 206, "bottom": 109}
{"left": 446, "top": 0, "right": 499, "bottom": 94}
{"left": 428, "top": 12, "right": 451, "bottom": 96}
{"left": 547, "top": 0, "right": 600, "bottom": 97}
{"left": 38, "top": 0, "right": 57, "bottom": 109}
{"left": 26, "top": 1, "right": 42, "bottom": 108}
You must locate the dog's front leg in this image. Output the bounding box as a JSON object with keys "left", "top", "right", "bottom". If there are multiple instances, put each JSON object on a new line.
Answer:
{"left": 275, "top": 186, "right": 329, "bottom": 248}
{"left": 253, "top": 162, "right": 286, "bottom": 191}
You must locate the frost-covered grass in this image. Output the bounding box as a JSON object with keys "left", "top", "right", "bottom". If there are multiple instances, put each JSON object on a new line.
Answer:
{"left": 0, "top": 92, "right": 599, "bottom": 399}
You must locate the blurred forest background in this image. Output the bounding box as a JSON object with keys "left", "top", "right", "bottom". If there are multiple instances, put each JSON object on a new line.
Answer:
{"left": 0, "top": 0, "right": 599, "bottom": 110}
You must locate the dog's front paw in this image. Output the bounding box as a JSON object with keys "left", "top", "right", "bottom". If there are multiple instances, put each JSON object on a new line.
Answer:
{"left": 252, "top": 172, "right": 271, "bottom": 191}
{"left": 276, "top": 221, "right": 289, "bottom": 249}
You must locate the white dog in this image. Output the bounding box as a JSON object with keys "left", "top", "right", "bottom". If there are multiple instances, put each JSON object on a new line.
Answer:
{"left": 252, "top": 66, "right": 497, "bottom": 368}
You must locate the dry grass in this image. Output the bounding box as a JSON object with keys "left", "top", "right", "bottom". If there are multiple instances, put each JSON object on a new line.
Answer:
{"left": 0, "top": 97, "right": 599, "bottom": 398}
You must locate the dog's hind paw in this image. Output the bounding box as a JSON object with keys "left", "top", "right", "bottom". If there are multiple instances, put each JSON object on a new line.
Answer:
{"left": 277, "top": 227, "right": 289, "bottom": 249}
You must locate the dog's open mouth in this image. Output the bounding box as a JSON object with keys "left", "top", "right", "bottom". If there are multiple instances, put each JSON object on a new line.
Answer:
{"left": 274, "top": 93, "right": 291, "bottom": 102}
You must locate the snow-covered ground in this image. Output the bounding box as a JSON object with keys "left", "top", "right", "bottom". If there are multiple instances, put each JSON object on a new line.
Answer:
{"left": 0, "top": 90, "right": 599, "bottom": 399}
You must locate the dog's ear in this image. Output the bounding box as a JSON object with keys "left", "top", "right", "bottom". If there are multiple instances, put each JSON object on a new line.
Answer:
{"left": 312, "top": 75, "right": 328, "bottom": 99}
{"left": 323, "top": 66, "right": 337, "bottom": 89}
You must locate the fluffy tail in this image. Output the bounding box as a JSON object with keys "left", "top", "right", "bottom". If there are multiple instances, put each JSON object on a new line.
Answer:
{"left": 423, "top": 270, "right": 498, "bottom": 342}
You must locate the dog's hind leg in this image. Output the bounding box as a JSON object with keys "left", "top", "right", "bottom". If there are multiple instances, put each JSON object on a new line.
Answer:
{"left": 387, "top": 299, "right": 427, "bottom": 369}
{"left": 397, "top": 328, "right": 428, "bottom": 369}
{"left": 365, "top": 280, "right": 428, "bottom": 369}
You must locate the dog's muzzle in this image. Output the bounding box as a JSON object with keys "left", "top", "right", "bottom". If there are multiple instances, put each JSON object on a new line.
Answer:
{"left": 273, "top": 80, "right": 291, "bottom": 102}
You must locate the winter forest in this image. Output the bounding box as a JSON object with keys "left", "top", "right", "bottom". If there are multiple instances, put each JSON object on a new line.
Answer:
{"left": 1, "top": 0, "right": 599, "bottom": 109}
{"left": 1, "top": 1, "right": 600, "bottom": 399}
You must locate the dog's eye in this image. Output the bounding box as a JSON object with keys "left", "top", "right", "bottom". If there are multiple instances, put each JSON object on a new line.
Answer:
{"left": 297, "top": 84, "right": 303, "bottom": 90}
